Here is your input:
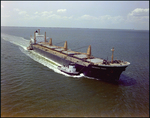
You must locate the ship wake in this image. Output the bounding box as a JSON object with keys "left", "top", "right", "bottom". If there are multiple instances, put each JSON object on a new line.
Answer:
{"left": 20, "top": 48, "right": 84, "bottom": 78}
{"left": 1, "top": 33, "right": 84, "bottom": 78}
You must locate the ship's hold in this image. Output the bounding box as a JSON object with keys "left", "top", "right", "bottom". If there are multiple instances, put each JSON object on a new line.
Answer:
{"left": 27, "top": 29, "right": 130, "bottom": 80}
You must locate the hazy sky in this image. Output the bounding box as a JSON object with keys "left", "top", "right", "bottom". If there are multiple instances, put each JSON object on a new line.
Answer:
{"left": 1, "top": 1, "right": 149, "bottom": 30}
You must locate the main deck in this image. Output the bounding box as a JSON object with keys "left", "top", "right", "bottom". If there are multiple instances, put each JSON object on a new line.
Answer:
{"left": 33, "top": 42, "right": 130, "bottom": 68}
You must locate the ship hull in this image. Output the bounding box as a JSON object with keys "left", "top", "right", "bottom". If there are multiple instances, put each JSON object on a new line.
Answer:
{"left": 83, "top": 65, "right": 127, "bottom": 80}
{"left": 32, "top": 45, "right": 127, "bottom": 80}
{"left": 33, "top": 46, "right": 72, "bottom": 65}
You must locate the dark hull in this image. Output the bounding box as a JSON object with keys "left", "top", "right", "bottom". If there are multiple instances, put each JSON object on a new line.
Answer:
{"left": 82, "top": 65, "right": 127, "bottom": 80}
{"left": 32, "top": 45, "right": 127, "bottom": 80}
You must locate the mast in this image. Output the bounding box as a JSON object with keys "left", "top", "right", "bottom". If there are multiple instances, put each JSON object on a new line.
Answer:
{"left": 64, "top": 41, "right": 67, "bottom": 51}
{"left": 45, "top": 32, "right": 46, "bottom": 42}
{"left": 49, "top": 38, "right": 52, "bottom": 46}
{"left": 87, "top": 45, "right": 91, "bottom": 59}
{"left": 111, "top": 47, "right": 115, "bottom": 63}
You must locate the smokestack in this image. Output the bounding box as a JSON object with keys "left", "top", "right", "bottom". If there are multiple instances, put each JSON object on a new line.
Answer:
{"left": 49, "top": 38, "right": 52, "bottom": 46}
{"left": 38, "top": 29, "right": 40, "bottom": 35}
{"left": 87, "top": 45, "right": 91, "bottom": 59}
{"left": 64, "top": 41, "right": 67, "bottom": 51}
{"left": 45, "top": 32, "right": 46, "bottom": 42}
{"left": 111, "top": 47, "right": 115, "bottom": 63}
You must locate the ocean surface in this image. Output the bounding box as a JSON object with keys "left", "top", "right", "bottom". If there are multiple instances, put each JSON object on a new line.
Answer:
{"left": 1, "top": 26, "right": 149, "bottom": 117}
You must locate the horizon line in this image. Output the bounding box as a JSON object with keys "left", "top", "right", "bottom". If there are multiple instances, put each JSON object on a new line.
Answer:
{"left": 1, "top": 25, "right": 149, "bottom": 31}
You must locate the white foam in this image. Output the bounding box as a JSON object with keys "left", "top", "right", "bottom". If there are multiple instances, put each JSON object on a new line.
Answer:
{"left": 2, "top": 33, "right": 85, "bottom": 78}
{"left": 1, "top": 33, "right": 29, "bottom": 49}
{"left": 21, "top": 48, "right": 84, "bottom": 78}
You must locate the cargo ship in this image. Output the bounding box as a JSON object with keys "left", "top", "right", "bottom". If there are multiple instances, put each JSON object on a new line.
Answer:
{"left": 27, "top": 29, "right": 130, "bottom": 80}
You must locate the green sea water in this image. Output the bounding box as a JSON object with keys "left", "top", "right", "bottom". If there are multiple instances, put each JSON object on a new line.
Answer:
{"left": 1, "top": 26, "right": 149, "bottom": 117}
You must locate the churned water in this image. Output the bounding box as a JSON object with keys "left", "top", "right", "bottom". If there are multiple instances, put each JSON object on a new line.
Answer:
{"left": 1, "top": 26, "right": 149, "bottom": 117}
